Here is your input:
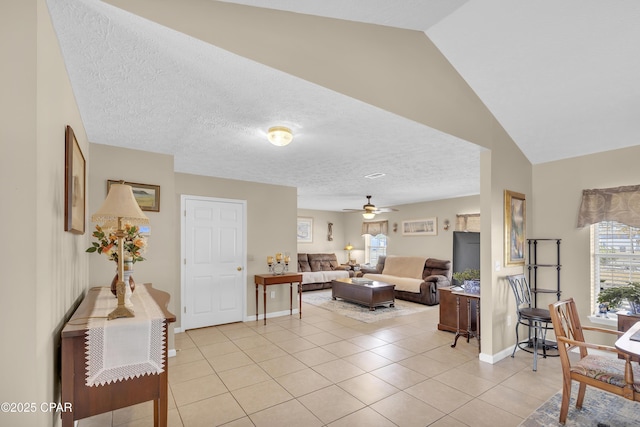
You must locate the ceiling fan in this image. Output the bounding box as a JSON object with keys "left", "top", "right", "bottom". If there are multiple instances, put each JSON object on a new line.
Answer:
{"left": 343, "top": 195, "right": 398, "bottom": 219}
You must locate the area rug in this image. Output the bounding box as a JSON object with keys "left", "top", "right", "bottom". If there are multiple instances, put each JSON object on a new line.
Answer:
{"left": 302, "top": 290, "right": 434, "bottom": 323}
{"left": 520, "top": 383, "right": 640, "bottom": 426}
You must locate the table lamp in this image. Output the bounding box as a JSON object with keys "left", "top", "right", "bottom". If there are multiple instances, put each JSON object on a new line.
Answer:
{"left": 91, "top": 182, "right": 149, "bottom": 320}
{"left": 344, "top": 243, "right": 354, "bottom": 264}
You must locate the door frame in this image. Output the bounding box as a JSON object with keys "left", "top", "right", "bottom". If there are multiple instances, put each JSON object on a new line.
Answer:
{"left": 180, "top": 194, "right": 247, "bottom": 330}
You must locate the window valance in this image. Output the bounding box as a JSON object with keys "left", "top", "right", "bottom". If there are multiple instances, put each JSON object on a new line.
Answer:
{"left": 456, "top": 213, "right": 480, "bottom": 232}
{"left": 577, "top": 185, "right": 640, "bottom": 228}
{"left": 361, "top": 220, "right": 388, "bottom": 236}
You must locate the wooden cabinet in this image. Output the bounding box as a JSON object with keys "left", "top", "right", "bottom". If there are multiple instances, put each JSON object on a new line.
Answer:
{"left": 438, "top": 286, "right": 477, "bottom": 333}
{"left": 61, "top": 284, "right": 175, "bottom": 427}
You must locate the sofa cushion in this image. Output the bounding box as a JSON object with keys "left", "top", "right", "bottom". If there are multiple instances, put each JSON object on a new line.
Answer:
{"left": 308, "top": 253, "right": 338, "bottom": 271}
{"left": 362, "top": 273, "right": 423, "bottom": 293}
{"left": 301, "top": 270, "right": 349, "bottom": 284}
{"left": 424, "top": 258, "right": 452, "bottom": 280}
{"left": 298, "top": 253, "right": 311, "bottom": 272}
{"left": 382, "top": 256, "right": 426, "bottom": 280}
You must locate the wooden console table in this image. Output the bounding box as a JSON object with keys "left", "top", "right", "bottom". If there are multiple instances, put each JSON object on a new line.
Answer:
{"left": 450, "top": 289, "right": 481, "bottom": 352}
{"left": 61, "top": 284, "right": 175, "bottom": 427}
{"left": 438, "top": 286, "right": 478, "bottom": 333}
{"left": 254, "top": 273, "right": 303, "bottom": 325}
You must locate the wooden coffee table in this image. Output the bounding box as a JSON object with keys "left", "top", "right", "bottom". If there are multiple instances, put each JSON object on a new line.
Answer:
{"left": 331, "top": 278, "right": 395, "bottom": 311}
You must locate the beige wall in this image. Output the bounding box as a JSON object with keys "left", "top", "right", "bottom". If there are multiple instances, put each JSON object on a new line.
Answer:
{"left": 481, "top": 122, "right": 533, "bottom": 359}
{"left": 532, "top": 144, "right": 640, "bottom": 345}
{"left": 1, "top": 1, "right": 89, "bottom": 426}
{"left": 175, "top": 173, "right": 298, "bottom": 319}
{"left": 339, "top": 195, "right": 481, "bottom": 265}
{"left": 88, "top": 146, "right": 298, "bottom": 328}
{"left": 296, "top": 209, "right": 349, "bottom": 262}
{"left": 88, "top": 144, "right": 177, "bottom": 348}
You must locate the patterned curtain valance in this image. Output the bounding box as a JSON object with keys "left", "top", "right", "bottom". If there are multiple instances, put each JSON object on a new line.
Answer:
{"left": 456, "top": 213, "right": 480, "bottom": 232}
{"left": 361, "top": 220, "right": 389, "bottom": 236}
{"left": 577, "top": 185, "right": 640, "bottom": 228}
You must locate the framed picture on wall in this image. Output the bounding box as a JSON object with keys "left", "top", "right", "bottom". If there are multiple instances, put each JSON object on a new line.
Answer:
{"left": 297, "top": 217, "right": 313, "bottom": 243}
{"left": 504, "top": 190, "right": 526, "bottom": 266}
{"left": 107, "top": 180, "right": 160, "bottom": 212}
{"left": 64, "top": 125, "right": 86, "bottom": 234}
{"left": 402, "top": 218, "right": 437, "bottom": 236}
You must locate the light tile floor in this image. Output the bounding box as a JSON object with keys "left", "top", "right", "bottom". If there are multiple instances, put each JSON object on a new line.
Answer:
{"left": 78, "top": 293, "right": 565, "bottom": 426}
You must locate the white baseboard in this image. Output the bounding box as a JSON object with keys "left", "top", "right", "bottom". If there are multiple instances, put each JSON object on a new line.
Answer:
{"left": 479, "top": 345, "right": 514, "bottom": 364}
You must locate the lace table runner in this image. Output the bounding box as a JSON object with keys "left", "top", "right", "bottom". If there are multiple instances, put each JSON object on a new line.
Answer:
{"left": 85, "top": 286, "right": 166, "bottom": 387}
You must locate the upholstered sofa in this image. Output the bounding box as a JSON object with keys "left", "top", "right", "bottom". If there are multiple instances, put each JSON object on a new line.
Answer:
{"left": 297, "top": 253, "right": 353, "bottom": 291}
{"left": 361, "top": 255, "right": 451, "bottom": 305}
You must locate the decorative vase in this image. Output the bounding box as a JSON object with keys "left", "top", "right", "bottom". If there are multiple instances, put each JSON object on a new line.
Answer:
{"left": 110, "top": 261, "right": 136, "bottom": 296}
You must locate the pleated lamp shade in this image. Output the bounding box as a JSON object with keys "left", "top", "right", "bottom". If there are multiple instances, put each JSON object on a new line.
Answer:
{"left": 91, "top": 183, "right": 149, "bottom": 225}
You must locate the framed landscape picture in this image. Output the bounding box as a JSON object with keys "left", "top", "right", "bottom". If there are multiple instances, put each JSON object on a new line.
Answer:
{"left": 297, "top": 217, "right": 313, "bottom": 243}
{"left": 108, "top": 180, "right": 160, "bottom": 212}
{"left": 402, "top": 218, "right": 437, "bottom": 236}
{"left": 504, "top": 190, "right": 526, "bottom": 266}
{"left": 64, "top": 125, "right": 85, "bottom": 234}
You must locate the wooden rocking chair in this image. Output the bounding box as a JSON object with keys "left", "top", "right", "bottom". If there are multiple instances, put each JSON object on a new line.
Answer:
{"left": 548, "top": 298, "right": 640, "bottom": 424}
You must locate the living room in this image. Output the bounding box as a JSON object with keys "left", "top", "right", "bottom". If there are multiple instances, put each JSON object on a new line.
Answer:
{"left": 4, "top": 2, "right": 640, "bottom": 426}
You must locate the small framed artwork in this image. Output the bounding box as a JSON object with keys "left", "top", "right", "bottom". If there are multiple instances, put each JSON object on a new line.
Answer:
{"left": 297, "top": 217, "right": 313, "bottom": 243}
{"left": 402, "top": 218, "right": 437, "bottom": 236}
{"left": 504, "top": 190, "right": 526, "bottom": 266}
{"left": 64, "top": 125, "right": 86, "bottom": 234}
{"left": 107, "top": 180, "right": 160, "bottom": 212}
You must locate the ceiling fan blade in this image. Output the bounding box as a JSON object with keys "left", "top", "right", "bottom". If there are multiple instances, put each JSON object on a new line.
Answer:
{"left": 374, "top": 207, "right": 399, "bottom": 213}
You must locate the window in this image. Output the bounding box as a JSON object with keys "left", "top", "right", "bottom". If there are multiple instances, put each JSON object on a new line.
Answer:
{"left": 365, "top": 234, "right": 387, "bottom": 265}
{"left": 593, "top": 221, "right": 640, "bottom": 314}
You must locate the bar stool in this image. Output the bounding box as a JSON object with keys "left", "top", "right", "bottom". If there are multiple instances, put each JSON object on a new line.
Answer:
{"left": 507, "top": 274, "right": 555, "bottom": 371}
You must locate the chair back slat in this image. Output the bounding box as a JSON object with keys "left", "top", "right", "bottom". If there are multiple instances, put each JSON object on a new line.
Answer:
{"left": 507, "top": 274, "right": 532, "bottom": 309}
{"left": 549, "top": 298, "right": 588, "bottom": 358}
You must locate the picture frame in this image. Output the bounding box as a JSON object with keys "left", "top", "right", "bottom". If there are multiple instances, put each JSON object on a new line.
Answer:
{"left": 297, "top": 217, "right": 313, "bottom": 243}
{"left": 504, "top": 190, "right": 526, "bottom": 266}
{"left": 107, "top": 180, "right": 160, "bottom": 212}
{"left": 402, "top": 218, "right": 437, "bottom": 236}
{"left": 64, "top": 125, "right": 86, "bottom": 234}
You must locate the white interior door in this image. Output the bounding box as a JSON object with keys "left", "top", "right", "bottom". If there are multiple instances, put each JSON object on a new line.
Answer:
{"left": 182, "top": 196, "right": 245, "bottom": 330}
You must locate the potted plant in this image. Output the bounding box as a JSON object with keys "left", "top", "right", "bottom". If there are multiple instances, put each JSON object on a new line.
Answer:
{"left": 452, "top": 268, "right": 481, "bottom": 293}
{"left": 597, "top": 282, "right": 640, "bottom": 314}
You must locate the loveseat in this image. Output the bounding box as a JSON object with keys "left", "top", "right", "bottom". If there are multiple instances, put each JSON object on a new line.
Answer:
{"left": 297, "top": 253, "right": 353, "bottom": 291}
{"left": 361, "top": 255, "right": 451, "bottom": 305}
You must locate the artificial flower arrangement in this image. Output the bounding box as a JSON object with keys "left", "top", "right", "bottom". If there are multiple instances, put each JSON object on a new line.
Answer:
{"left": 86, "top": 223, "right": 147, "bottom": 263}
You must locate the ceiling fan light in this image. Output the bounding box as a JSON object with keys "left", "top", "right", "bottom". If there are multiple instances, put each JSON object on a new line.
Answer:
{"left": 267, "top": 126, "right": 293, "bottom": 146}
{"left": 362, "top": 212, "right": 375, "bottom": 219}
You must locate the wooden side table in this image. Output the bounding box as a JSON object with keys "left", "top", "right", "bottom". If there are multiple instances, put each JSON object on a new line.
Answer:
{"left": 254, "top": 273, "right": 303, "bottom": 325}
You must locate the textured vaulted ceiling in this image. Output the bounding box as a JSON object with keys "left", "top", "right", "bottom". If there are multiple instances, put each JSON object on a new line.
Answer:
{"left": 46, "top": 0, "right": 640, "bottom": 211}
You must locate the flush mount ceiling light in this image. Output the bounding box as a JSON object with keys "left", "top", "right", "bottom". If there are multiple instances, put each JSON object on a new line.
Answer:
{"left": 267, "top": 126, "right": 293, "bottom": 146}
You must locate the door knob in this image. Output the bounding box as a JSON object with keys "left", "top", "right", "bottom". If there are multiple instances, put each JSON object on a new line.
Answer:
{"left": 237, "top": 266, "right": 243, "bottom": 271}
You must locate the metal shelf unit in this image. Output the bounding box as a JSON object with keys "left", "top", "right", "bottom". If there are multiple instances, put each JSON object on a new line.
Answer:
{"left": 527, "top": 238, "right": 561, "bottom": 308}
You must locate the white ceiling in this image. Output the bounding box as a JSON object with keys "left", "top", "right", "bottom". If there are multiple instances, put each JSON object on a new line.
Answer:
{"left": 46, "top": 0, "right": 640, "bottom": 212}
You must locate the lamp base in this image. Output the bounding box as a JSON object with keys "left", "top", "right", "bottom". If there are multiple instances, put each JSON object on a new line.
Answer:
{"left": 107, "top": 280, "right": 135, "bottom": 320}
{"left": 108, "top": 305, "right": 135, "bottom": 320}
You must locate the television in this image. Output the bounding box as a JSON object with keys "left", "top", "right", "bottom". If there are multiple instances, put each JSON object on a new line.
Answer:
{"left": 452, "top": 231, "right": 480, "bottom": 286}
